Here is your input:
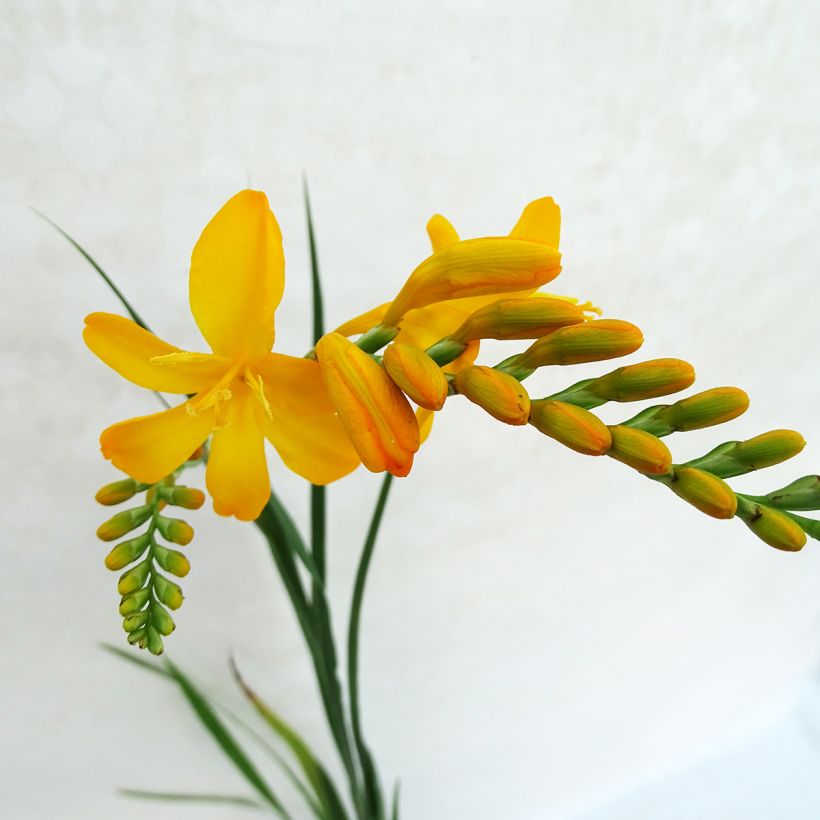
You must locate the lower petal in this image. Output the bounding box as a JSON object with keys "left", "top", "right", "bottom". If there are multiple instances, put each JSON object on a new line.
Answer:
{"left": 100, "top": 401, "right": 214, "bottom": 484}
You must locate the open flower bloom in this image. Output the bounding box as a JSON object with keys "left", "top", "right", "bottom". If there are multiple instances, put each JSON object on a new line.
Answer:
{"left": 85, "top": 190, "right": 359, "bottom": 521}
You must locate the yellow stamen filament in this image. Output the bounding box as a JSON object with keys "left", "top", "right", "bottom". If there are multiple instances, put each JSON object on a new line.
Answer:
{"left": 244, "top": 368, "right": 273, "bottom": 421}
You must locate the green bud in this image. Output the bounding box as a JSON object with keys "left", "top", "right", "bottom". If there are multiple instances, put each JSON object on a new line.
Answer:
{"left": 146, "top": 626, "right": 164, "bottom": 656}
{"left": 657, "top": 387, "right": 749, "bottom": 432}
{"left": 153, "top": 544, "right": 191, "bottom": 578}
{"left": 151, "top": 602, "right": 176, "bottom": 636}
{"left": 96, "top": 505, "right": 152, "bottom": 542}
{"left": 156, "top": 516, "right": 194, "bottom": 546}
{"left": 764, "top": 476, "right": 820, "bottom": 511}
{"left": 95, "top": 478, "right": 141, "bottom": 506}
{"left": 119, "top": 587, "right": 150, "bottom": 616}
{"left": 122, "top": 611, "right": 149, "bottom": 632}
{"left": 153, "top": 574, "right": 184, "bottom": 610}
{"left": 157, "top": 486, "right": 206, "bottom": 510}
{"left": 685, "top": 431, "right": 806, "bottom": 479}
{"left": 104, "top": 534, "right": 151, "bottom": 571}
{"left": 587, "top": 359, "right": 695, "bottom": 403}
{"left": 127, "top": 628, "right": 147, "bottom": 647}
{"left": 117, "top": 560, "right": 151, "bottom": 595}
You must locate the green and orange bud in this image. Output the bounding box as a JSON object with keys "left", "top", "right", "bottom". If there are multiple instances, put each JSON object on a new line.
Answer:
{"left": 96, "top": 505, "right": 152, "bottom": 542}
{"left": 686, "top": 430, "right": 806, "bottom": 478}
{"left": 453, "top": 366, "right": 531, "bottom": 425}
{"left": 153, "top": 574, "right": 184, "bottom": 610}
{"left": 153, "top": 544, "right": 191, "bottom": 578}
{"left": 667, "top": 467, "right": 737, "bottom": 519}
{"left": 104, "top": 533, "right": 151, "bottom": 570}
{"left": 316, "top": 332, "right": 420, "bottom": 477}
{"left": 117, "top": 560, "right": 151, "bottom": 595}
{"left": 119, "top": 587, "right": 150, "bottom": 616}
{"left": 95, "top": 478, "right": 141, "bottom": 506}
{"left": 449, "top": 297, "right": 588, "bottom": 343}
{"left": 156, "top": 516, "right": 194, "bottom": 546}
{"left": 737, "top": 500, "right": 807, "bottom": 552}
{"left": 529, "top": 400, "right": 612, "bottom": 455}
{"left": 659, "top": 387, "right": 749, "bottom": 432}
{"left": 587, "top": 359, "right": 695, "bottom": 402}
{"left": 512, "top": 320, "right": 643, "bottom": 375}
{"left": 158, "top": 485, "right": 206, "bottom": 510}
{"left": 382, "top": 342, "right": 449, "bottom": 411}
{"left": 606, "top": 425, "right": 672, "bottom": 475}
{"left": 382, "top": 239, "right": 562, "bottom": 326}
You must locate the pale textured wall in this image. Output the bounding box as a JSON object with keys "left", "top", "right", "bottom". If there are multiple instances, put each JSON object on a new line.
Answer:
{"left": 2, "top": 1, "right": 819, "bottom": 818}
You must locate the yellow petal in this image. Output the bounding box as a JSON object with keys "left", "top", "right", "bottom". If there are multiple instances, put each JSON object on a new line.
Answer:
{"left": 84, "top": 313, "right": 229, "bottom": 394}
{"left": 253, "top": 353, "right": 361, "bottom": 485}
{"left": 189, "top": 190, "right": 284, "bottom": 359}
{"left": 417, "top": 408, "right": 435, "bottom": 444}
{"left": 315, "top": 333, "right": 419, "bottom": 476}
{"left": 426, "top": 214, "right": 460, "bottom": 251}
{"left": 383, "top": 237, "right": 561, "bottom": 326}
{"left": 206, "top": 383, "right": 270, "bottom": 520}
{"left": 100, "top": 401, "right": 214, "bottom": 484}
{"left": 334, "top": 302, "right": 391, "bottom": 337}
{"left": 509, "top": 197, "right": 561, "bottom": 248}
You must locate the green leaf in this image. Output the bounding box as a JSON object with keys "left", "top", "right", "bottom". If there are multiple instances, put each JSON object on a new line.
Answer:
{"left": 786, "top": 512, "right": 820, "bottom": 542}
{"left": 100, "top": 642, "right": 169, "bottom": 677}
{"left": 231, "top": 657, "right": 350, "bottom": 820}
{"left": 391, "top": 782, "right": 401, "bottom": 820}
{"left": 303, "top": 177, "right": 325, "bottom": 346}
{"left": 119, "top": 789, "right": 262, "bottom": 809}
{"left": 164, "top": 658, "right": 289, "bottom": 817}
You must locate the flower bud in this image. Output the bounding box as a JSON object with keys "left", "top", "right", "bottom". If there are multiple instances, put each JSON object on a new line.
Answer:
{"left": 382, "top": 239, "right": 562, "bottom": 326}
{"left": 156, "top": 515, "right": 194, "bottom": 546}
{"left": 153, "top": 544, "right": 191, "bottom": 578}
{"left": 96, "top": 505, "right": 152, "bottom": 542}
{"left": 515, "top": 320, "right": 643, "bottom": 371}
{"left": 668, "top": 467, "right": 737, "bottom": 519}
{"left": 153, "top": 574, "right": 184, "bottom": 610}
{"left": 316, "top": 332, "right": 420, "bottom": 476}
{"left": 151, "top": 602, "right": 176, "bottom": 636}
{"left": 765, "top": 475, "right": 820, "bottom": 511}
{"left": 119, "top": 587, "right": 150, "bottom": 616}
{"left": 450, "top": 297, "right": 588, "bottom": 343}
{"left": 587, "top": 359, "right": 695, "bottom": 402}
{"left": 117, "top": 560, "right": 151, "bottom": 595}
{"left": 146, "top": 626, "right": 164, "bottom": 656}
{"left": 744, "top": 505, "right": 807, "bottom": 552}
{"left": 158, "top": 486, "right": 206, "bottom": 509}
{"left": 126, "top": 628, "right": 147, "bottom": 647}
{"left": 529, "top": 400, "right": 612, "bottom": 455}
{"left": 734, "top": 430, "right": 806, "bottom": 470}
{"left": 382, "top": 342, "right": 448, "bottom": 411}
{"left": 104, "top": 533, "right": 151, "bottom": 571}
{"left": 453, "top": 366, "right": 531, "bottom": 425}
{"left": 122, "top": 611, "right": 148, "bottom": 633}
{"left": 658, "top": 387, "right": 749, "bottom": 431}
{"left": 95, "top": 478, "right": 140, "bottom": 506}
{"left": 607, "top": 425, "right": 672, "bottom": 475}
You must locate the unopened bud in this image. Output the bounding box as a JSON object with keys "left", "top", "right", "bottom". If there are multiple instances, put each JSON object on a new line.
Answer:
{"left": 529, "top": 400, "right": 612, "bottom": 455}
{"left": 450, "top": 297, "right": 588, "bottom": 343}
{"left": 146, "top": 626, "right": 164, "bottom": 656}
{"left": 588, "top": 359, "right": 695, "bottom": 402}
{"left": 742, "top": 504, "right": 807, "bottom": 552}
{"left": 122, "top": 611, "right": 148, "bottom": 633}
{"left": 734, "top": 430, "right": 806, "bottom": 470}
{"left": 117, "top": 560, "right": 151, "bottom": 595}
{"left": 95, "top": 478, "right": 140, "bottom": 506}
{"left": 765, "top": 475, "right": 820, "bottom": 511}
{"left": 96, "top": 505, "right": 152, "bottom": 542}
{"left": 668, "top": 467, "right": 737, "bottom": 519}
{"left": 151, "top": 602, "right": 176, "bottom": 636}
{"left": 153, "top": 574, "right": 184, "bottom": 610}
{"left": 659, "top": 387, "right": 749, "bottom": 432}
{"left": 514, "top": 320, "right": 643, "bottom": 372}
{"left": 383, "top": 342, "right": 448, "bottom": 411}
{"left": 156, "top": 516, "right": 194, "bottom": 546}
{"left": 453, "top": 366, "right": 531, "bottom": 425}
{"left": 104, "top": 533, "right": 151, "bottom": 570}
{"left": 157, "top": 486, "right": 206, "bottom": 509}
{"left": 119, "top": 587, "right": 150, "bottom": 616}
{"left": 607, "top": 425, "right": 672, "bottom": 475}
{"left": 153, "top": 544, "right": 191, "bottom": 578}
{"left": 126, "top": 628, "right": 147, "bottom": 647}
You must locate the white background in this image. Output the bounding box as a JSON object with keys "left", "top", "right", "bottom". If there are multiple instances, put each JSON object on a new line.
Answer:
{"left": 2, "top": 1, "right": 819, "bottom": 818}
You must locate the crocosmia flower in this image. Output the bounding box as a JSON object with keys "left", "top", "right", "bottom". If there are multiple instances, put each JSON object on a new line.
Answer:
{"left": 84, "top": 191, "right": 359, "bottom": 521}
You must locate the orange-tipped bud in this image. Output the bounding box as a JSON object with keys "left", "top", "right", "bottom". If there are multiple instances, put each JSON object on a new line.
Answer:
{"left": 96, "top": 505, "right": 152, "bottom": 542}
{"left": 669, "top": 467, "right": 738, "bottom": 519}
{"left": 382, "top": 342, "right": 448, "bottom": 411}
{"left": 382, "top": 239, "right": 562, "bottom": 326}
{"left": 316, "top": 332, "right": 420, "bottom": 477}
{"left": 744, "top": 505, "right": 807, "bottom": 552}
{"left": 158, "top": 486, "right": 206, "bottom": 509}
{"left": 104, "top": 534, "right": 151, "bottom": 570}
{"left": 117, "top": 561, "right": 151, "bottom": 595}
{"left": 154, "top": 544, "right": 191, "bottom": 578}
{"left": 607, "top": 425, "right": 672, "bottom": 475}
{"left": 659, "top": 387, "right": 749, "bottom": 431}
{"left": 450, "top": 297, "right": 588, "bottom": 343}
{"left": 588, "top": 359, "right": 695, "bottom": 402}
{"left": 119, "top": 587, "right": 150, "bottom": 616}
{"left": 529, "top": 400, "right": 612, "bottom": 455}
{"left": 515, "top": 320, "right": 643, "bottom": 370}
{"left": 156, "top": 516, "right": 194, "bottom": 546}
{"left": 453, "top": 366, "right": 530, "bottom": 425}
{"left": 734, "top": 430, "right": 806, "bottom": 470}
{"left": 95, "top": 478, "right": 140, "bottom": 506}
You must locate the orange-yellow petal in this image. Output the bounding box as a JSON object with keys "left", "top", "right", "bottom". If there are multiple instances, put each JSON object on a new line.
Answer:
{"left": 315, "top": 333, "right": 419, "bottom": 477}
{"left": 334, "top": 302, "right": 391, "bottom": 337}
{"left": 426, "top": 214, "right": 460, "bottom": 251}
{"left": 84, "top": 313, "right": 229, "bottom": 394}
{"left": 253, "top": 353, "right": 361, "bottom": 485}
{"left": 508, "top": 197, "right": 561, "bottom": 248}
{"left": 189, "top": 190, "right": 284, "bottom": 360}
{"left": 206, "top": 384, "right": 270, "bottom": 520}
{"left": 100, "top": 401, "right": 215, "bottom": 484}
{"left": 417, "top": 408, "right": 435, "bottom": 444}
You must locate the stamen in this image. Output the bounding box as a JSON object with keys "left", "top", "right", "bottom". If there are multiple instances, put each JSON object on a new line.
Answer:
{"left": 244, "top": 369, "right": 273, "bottom": 421}
{"left": 151, "top": 351, "right": 215, "bottom": 365}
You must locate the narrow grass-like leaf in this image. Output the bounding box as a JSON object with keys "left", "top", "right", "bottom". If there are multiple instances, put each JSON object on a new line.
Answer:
{"left": 231, "top": 657, "right": 350, "bottom": 820}
{"left": 119, "top": 789, "right": 262, "bottom": 808}
{"left": 391, "top": 782, "right": 401, "bottom": 820}
{"left": 101, "top": 642, "right": 169, "bottom": 678}
{"left": 164, "top": 659, "right": 289, "bottom": 816}
{"left": 303, "top": 177, "right": 325, "bottom": 346}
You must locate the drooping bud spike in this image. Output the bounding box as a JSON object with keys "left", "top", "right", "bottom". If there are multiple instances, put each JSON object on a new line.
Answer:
{"left": 96, "top": 505, "right": 152, "bottom": 542}
{"left": 529, "top": 400, "right": 612, "bottom": 455}
{"left": 666, "top": 467, "right": 738, "bottom": 519}
{"left": 153, "top": 574, "right": 184, "bottom": 610}
{"left": 155, "top": 515, "right": 194, "bottom": 546}
{"left": 383, "top": 342, "right": 449, "bottom": 411}
{"left": 736, "top": 498, "right": 807, "bottom": 552}
{"left": 157, "top": 485, "right": 206, "bottom": 509}
{"left": 586, "top": 359, "right": 695, "bottom": 403}
{"left": 153, "top": 544, "right": 191, "bottom": 578}
{"left": 95, "top": 478, "right": 141, "bottom": 506}
{"left": 104, "top": 534, "right": 151, "bottom": 571}
{"left": 762, "top": 475, "right": 820, "bottom": 511}
{"left": 607, "top": 425, "right": 672, "bottom": 475}
{"left": 453, "top": 366, "right": 531, "bottom": 425}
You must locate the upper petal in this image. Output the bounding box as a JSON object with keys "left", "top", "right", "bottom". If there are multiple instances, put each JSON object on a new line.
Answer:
{"left": 84, "top": 312, "right": 230, "bottom": 394}
{"left": 509, "top": 197, "right": 561, "bottom": 248}
{"left": 100, "top": 401, "right": 215, "bottom": 484}
{"left": 189, "top": 190, "right": 285, "bottom": 359}
{"left": 254, "top": 353, "right": 361, "bottom": 485}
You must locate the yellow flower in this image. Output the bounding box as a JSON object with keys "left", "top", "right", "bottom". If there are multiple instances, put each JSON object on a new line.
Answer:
{"left": 84, "top": 190, "right": 360, "bottom": 521}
